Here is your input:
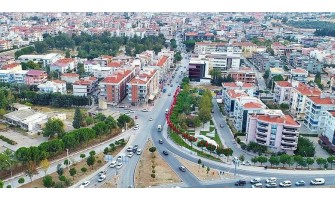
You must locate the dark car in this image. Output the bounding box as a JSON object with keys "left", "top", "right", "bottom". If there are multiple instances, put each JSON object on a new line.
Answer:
{"left": 179, "top": 166, "right": 186, "bottom": 172}
{"left": 159, "top": 139, "right": 163, "bottom": 144}
{"left": 235, "top": 180, "right": 247, "bottom": 186}
{"left": 132, "top": 145, "right": 138, "bottom": 153}
{"left": 163, "top": 150, "right": 169, "bottom": 156}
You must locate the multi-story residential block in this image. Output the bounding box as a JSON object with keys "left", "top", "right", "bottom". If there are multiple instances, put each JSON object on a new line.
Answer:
{"left": 84, "top": 60, "right": 101, "bottom": 73}
{"left": 1, "top": 62, "right": 22, "bottom": 72}
{"left": 18, "top": 53, "right": 62, "bottom": 68}
{"left": 0, "top": 40, "right": 12, "bottom": 50}
{"left": 321, "top": 110, "right": 335, "bottom": 153}
{"left": 26, "top": 70, "right": 48, "bottom": 85}
{"left": 158, "top": 49, "right": 174, "bottom": 65}
{"left": 60, "top": 73, "right": 80, "bottom": 84}
{"left": 194, "top": 42, "right": 227, "bottom": 54}
{"left": 290, "top": 68, "right": 308, "bottom": 83}
{"left": 246, "top": 110, "right": 301, "bottom": 153}
{"left": 290, "top": 81, "right": 321, "bottom": 120}
{"left": 99, "top": 69, "right": 135, "bottom": 105}
{"left": 73, "top": 77, "right": 98, "bottom": 96}
{"left": 222, "top": 81, "right": 256, "bottom": 97}
{"left": 37, "top": 80, "right": 66, "bottom": 94}
{"left": 127, "top": 68, "right": 159, "bottom": 105}
{"left": 269, "top": 67, "right": 285, "bottom": 78}
{"left": 304, "top": 95, "right": 335, "bottom": 133}
{"left": 252, "top": 52, "right": 282, "bottom": 71}
{"left": 156, "top": 55, "right": 170, "bottom": 80}
{"left": 273, "top": 81, "right": 292, "bottom": 104}
{"left": 50, "top": 58, "right": 75, "bottom": 73}
{"left": 207, "top": 49, "right": 241, "bottom": 72}
{"left": 233, "top": 96, "right": 267, "bottom": 132}
{"left": 223, "top": 89, "right": 248, "bottom": 117}
{"left": 184, "top": 31, "right": 215, "bottom": 41}
{"left": 226, "top": 67, "right": 256, "bottom": 84}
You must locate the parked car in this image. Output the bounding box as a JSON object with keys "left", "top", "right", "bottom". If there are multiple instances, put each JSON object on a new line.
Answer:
{"left": 142, "top": 109, "right": 149, "bottom": 112}
{"left": 149, "top": 118, "right": 153, "bottom": 121}
{"left": 265, "top": 182, "right": 277, "bottom": 188}
{"left": 136, "top": 149, "right": 142, "bottom": 155}
{"left": 116, "top": 162, "right": 123, "bottom": 169}
{"left": 163, "top": 150, "right": 169, "bottom": 156}
{"left": 109, "top": 160, "right": 117, "bottom": 168}
{"left": 127, "top": 146, "right": 133, "bottom": 152}
{"left": 220, "top": 124, "right": 224, "bottom": 128}
{"left": 279, "top": 180, "right": 292, "bottom": 187}
{"left": 243, "top": 161, "right": 251, "bottom": 166}
{"left": 133, "top": 127, "right": 139, "bottom": 130}
{"left": 251, "top": 183, "right": 262, "bottom": 188}
{"left": 310, "top": 178, "right": 325, "bottom": 185}
{"left": 79, "top": 181, "right": 90, "bottom": 188}
{"left": 98, "top": 170, "right": 106, "bottom": 177}
{"left": 266, "top": 177, "right": 277, "bottom": 183}
{"left": 159, "top": 139, "right": 163, "bottom": 144}
{"left": 235, "top": 180, "right": 246, "bottom": 186}
{"left": 295, "top": 180, "right": 305, "bottom": 186}
{"left": 179, "top": 166, "right": 186, "bottom": 172}
{"left": 128, "top": 152, "right": 134, "bottom": 158}
{"left": 98, "top": 175, "right": 106, "bottom": 182}
{"left": 250, "top": 178, "right": 261, "bottom": 184}
{"left": 132, "top": 145, "right": 138, "bottom": 153}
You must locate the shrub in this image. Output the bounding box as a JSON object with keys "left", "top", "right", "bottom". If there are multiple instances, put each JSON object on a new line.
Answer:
{"left": 18, "top": 178, "right": 25, "bottom": 184}
{"left": 6, "top": 185, "right": 11, "bottom": 188}
{"left": 236, "top": 138, "right": 241, "bottom": 144}
{"left": 43, "top": 175, "right": 55, "bottom": 188}
{"left": 0, "top": 135, "right": 17, "bottom": 145}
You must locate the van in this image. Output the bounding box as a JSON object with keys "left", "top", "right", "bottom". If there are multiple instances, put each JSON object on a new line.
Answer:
{"left": 310, "top": 178, "right": 325, "bottom": 185}
{"left": 165, "top": 109, "right": 169, "bottom": 114}
{"left": 157, "top": 124, "right": 162, "bottom": 132}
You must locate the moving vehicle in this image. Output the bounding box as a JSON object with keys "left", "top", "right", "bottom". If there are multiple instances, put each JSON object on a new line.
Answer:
{"left": 116, "top": 162, "right": 123, "bottom": 169}
{"left": 295, "top": 180, "right": 305, "bottom": 186}
{"left": 265, "top": 182, "right": 277, "bottom": 188}
{"left": 179, "top": 166, "right": 186, "bottom": 172}
{"left": 136, "top": 149, "right": 142, "bottom": 155}
{"left": 132, "top": 145, "right": 138, "bottom": 153}
{"left": 149, "top": 118, "right": 153, "bottom": 121}
{"left": 128, "top": 152, "right": 134, "bottom": 158}
{"left": 109, "top": 160, "right": 117, "bottom": 168}
{"left": 251, "top": 183, "right": 262, "bottom": 188}
{"left": 279, "top": 180, "right": 292, "bottom": 187}
{"left": 157, "top": 124, "right": 162, "bottom": 132}
{"left": 163, "top": 150, "right": 169, "bottom": 156}
{"left": 79, "top": 181, "right": 90, "bottom": 188}
{"left": 310, "top": 178, "right": 325, "bottom": 185}
{"left": 266, "top": 177, "right": 277, "bottom": 183}
{"left": 168, "top": 93, "right": 171, "bottom": 96}
{"left": 159, "top": 139, "right": 163, "bottom": 144}
{"left": 133, "top": 126, "right": 139, "bottom": 130}
{"left": 165, "top": 109, "right": 169, "bottom": 114}
{"left": 127, "top": 146, "right": 133, "bottom": 152}
{"left": 98, "top": 175, "right": 106, "bottom": 182}
{"left": 98, "top": 170, "right": 106, "bottom": 176}
{"left": 142, "top": 109, "right": 149, "bottom": 112}
{"left": 235, "top": 180, "right": 246, "bottom": 186}
{"left": 163, "top": 88, "right": 166, "bottom": 93}
{"left": 250, "top": 178, "right": 261, "bottom": 184}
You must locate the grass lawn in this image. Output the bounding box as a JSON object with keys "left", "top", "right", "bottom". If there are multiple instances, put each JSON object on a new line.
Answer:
{"left": 169, "top": 130, "right": 221, "bottom": 162}
{"left": 210, "top": 126, "right": 215, "bottom": 132}
{"left": 31, "top": 105, "right": 88, "bottom": 121}
{"left": 213, "top": 133, "right": 224, "bottom": 148}
{"left": 200, "top": 131, "right": 209, "bottom": 135}
{"left": 0, "top": 123, "right": 7, "bottom": 131}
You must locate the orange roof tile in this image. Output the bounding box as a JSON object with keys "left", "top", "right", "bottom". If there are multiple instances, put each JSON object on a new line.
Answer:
{"left": 61, "top": 73, "right": 79, "bottom": 77}
{"left": 156, "top": 56, "right": 169, "bottom": 67}
{"left": 227, "top": 90, "right": 248, "bottom": 99}
{"left": 2, "top": 63, "right": 20, "bottom": 70}
{"left": 101, "top": 70, "right": 132, "bottom": 84}
{"left": 328, "top": 111, "right": 335, "bottom": 117}
{"left": 107, "top": 62, "right": 121, "bottom": 67}
{"left": 308, "top": 96, "right": 335, "bottom": 105}
{"left": 243, "top": 102, "right": 264, "bottom": 109}
{"left": 294, "top": 83, "right": 321, "bottom": 96}
{"left": 292, "top": 68, "right": 308, "bottom": 74}
{"left": 222, "top": 82, "right": 254, "bottom": 88}
{"left": 257, "top": 115, "right": 299, "bottom": 126}
{"left": 275, "top": 81, "right": 292, "bottom": 87}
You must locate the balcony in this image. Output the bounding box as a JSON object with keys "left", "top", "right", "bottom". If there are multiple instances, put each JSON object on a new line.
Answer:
{"left": 282, "top": 135, "right": 297, "bottom": 140}
{"left": 256, "top": 135, "right": 267, "bottom": 141}
{"left": 256, "top": 129, "right": 268, "bottom": 136}
{"left": 282, "top": 128, "right": 298, "bottom": 134}
{"left": 256, "top": 139, "right": 266, "bottom": 145}
{"left": 257, "top": 124, "right": 268, "bottom": 130}
{"left": 280, "top": 145, "right": 296, "bottom": 151}
{"left": 281, "top": 140, "right": 297, "bottom": 146}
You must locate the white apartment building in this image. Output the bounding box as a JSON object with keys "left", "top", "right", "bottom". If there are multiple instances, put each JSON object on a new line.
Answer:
{"left": 37, "top": 80, "right": 67, "bottom": 94}
{"left": 290, "top": 68, "right": 308, "bottom": 83}
{"left": 223, "top": 89, "right": 248, "bottom": 117}
{"left": 323, "top": 110, "right": 335, "bottom": 147}
{"left": 290, "top": 81, "right": 321, "bottom": 120}
{"left": 207, "top": 50, "right": 241, "bottom": 72}
{"left": 18, "top": 53, "right": 62, "bottom": 68}
{"left": 273, "top": 81, "right": 292, "bottom": 105}
{"left": 222, "top": 81, "right": 256, "bottom": 97}
{"left": 304, "top": 95, "right": 335, "bottom": 133}
{"left": 84, "top": 61, "right": 101, "bottom": 73}
{"left": 233, "top": 96, "right": 267, "bottom": 132}
{"left": 73, "top": 77, "right": 98, "bottom": 96}
{"left": 246, "top": 110, "right": 301, "bottom": 153}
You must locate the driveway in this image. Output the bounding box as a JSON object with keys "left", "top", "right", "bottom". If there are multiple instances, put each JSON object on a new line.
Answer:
{"left": 0, "top": 130, "right": 48, "bottom": 151}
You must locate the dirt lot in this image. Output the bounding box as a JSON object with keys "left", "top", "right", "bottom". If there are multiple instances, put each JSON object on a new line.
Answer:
{"left": 20, "top": 146, "right": 124, "bottom": 188}
{"left": 134, "top": 141, "right": 181, "bottom": 188}
{"left": 31, "top": 105, "right": 87, "bottom": 121}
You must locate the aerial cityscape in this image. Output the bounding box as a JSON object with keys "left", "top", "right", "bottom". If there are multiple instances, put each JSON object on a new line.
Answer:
{"left": 1, "top": 12, "right": 335, "bottom": 189}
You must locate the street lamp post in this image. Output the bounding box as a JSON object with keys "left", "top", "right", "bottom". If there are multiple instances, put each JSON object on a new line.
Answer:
{"left": 66, "top": 149, "right": 70, "bottom": 171}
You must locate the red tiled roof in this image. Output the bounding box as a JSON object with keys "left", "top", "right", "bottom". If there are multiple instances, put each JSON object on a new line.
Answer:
{"left": 61, "top": 73, "right": 79, "bottom": 77}
{"left": 308, "top": 96, "right": 335, "bottom": 105}
{"left": 294, "top": 82, "right": 321, "bottom": 96}
{"left": 222, "top": 82, "right": 254, "bottom": 88}
{"left": 292, "top": 68, "right": 308, "bottom": 74}
{"left": 52, "top": 80, "right": 66, "bottom": 84}
{"left": 243, "top": 102, "right": 264, "bottom": 109}
{"left": 2, "top": 63, "right": 20, "bottom": 70}
{"left": 26, "top": 70, "right": 46, "bottom": 76}
{"left": 107, "top": 62, "right": 121, "bottom": 67}
{"left": 156, "top": 56, "right": 168, "bottom": 67}
{"left": 257, "top": 115, "right": 299, "bottom": 126}
{"left": 227, "top": 90, "right": 248, "bottom": 99}
{"left": 275, "top": 81, "right": 292, "bottom": 88}
{"left": 328, "top": 111, "right": 335, "bottom": 117}
{"left": 101, "top": 70, "right": 132, "bottom": 84}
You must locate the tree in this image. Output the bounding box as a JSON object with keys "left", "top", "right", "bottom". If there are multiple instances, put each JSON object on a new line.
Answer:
{"left": 85, "top": 116, "right": 94, "bottom": 126}
{"left": 306, "top": 157, "right": 315, "bottom": 169}
{"left": 149, "top": 147, "right": 156, "bottom": 157}
{"left": 25, "top": 161, "right": 38, "bottom": 182}
{"left": 56, "top": 164, "right": 64, "bottom": 177}
{"left": 222, "top": 148, "right": 233, "bottom": 162}
{"left": 314, "top": 72, "right": 321, "bottom": 84}
{"left": 43, "top": 175, "right": 55, "bottom": 188}
{"left": 327, "top": 156, "right": 335, "bottom": 169}
{"left": 293, "top": 155, "right": 303, "bottom": 168}
{"left": 89, "top": 150, "right": 96, "bottom": 157}
{"left": 257, "top": 156, "right": 268, "bottom": 166}
{"left": 103, "top": 147, "right": 109, "bottom": 155}
{"left": 86, "top": 156, "right": 95, "bottom": 169}
{"left": 80, "top": 154, "right": 86, "bottom": 160}
{"left": 263, "top": 69, "right": 270, "bottom": 79}
{"left": 269, "top": 156, "right": 280, "bottom": 167}
{"left": 287, "top": 156, "right": 295, "bottom": 168}
{"left": 151, "top": 173, "right": 156, "bottom": 179}
{"left": 294, "top": 137, "right": 315, "bottom": 157}
{"left": 197, "top": 159, "right": 202, "bottom": 168}
{"left": 0, "top": 180, "right": 3, "bottom": 188}
{"left": 279, "top": 154, "right": 290, "bottom": 167}
{"left": 72, "top": 107, "right": 83, "bottom": 129}
{"left": 251, "top": 157, "right": 258, "bottom": 166}
{"left": 316, "top": 158, "right": 327, "bottom": 169}
{"left": 206, "top": 166, "right": 210, "bottom": 175}
{"left": 65, "top": 50, "right": 71, "bottom": 58}
{"left": 117, "top": 114, "right": 132, "bottom": 128}
{"left": 40, "top": 159, "right": 50, "bottom": 176}
{"left": 81, "top": 167, "right": 87, "bottom": 174}
{"left": 43, "top": 118, "right": 65, "bottom": 138}
{"left": 238, "top": 155, "right": 245, "bottom": 162}
{"left": 18, "top": 178, "right": 25, "bottom": 184}
{"left": 64, "top": 159, "right": 70, "bottom": 167}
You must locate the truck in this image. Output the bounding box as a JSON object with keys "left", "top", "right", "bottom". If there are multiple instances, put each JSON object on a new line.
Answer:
{"left": 157, "top": 124, "right": 162, "bottom": 132}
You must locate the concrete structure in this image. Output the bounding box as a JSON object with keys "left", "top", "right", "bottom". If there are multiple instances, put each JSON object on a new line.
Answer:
{"left": 290, "top": 68, "right": 308, "bottom": 83}
{"left": 207, "top": 49, "right": 241, "bottom": 72}
{"left": 222, "top": 81, "right": 256, "bottom": 97}
{"left": 290, "top": 81, "right": 321, "bottom": 120}
{"left": 304, "top": 95, "right": 335, "bottom": 133}
{"left": 1, "top": 63, "right": 22, "bottom": 72}
{"left": 188, "top": 58, "right": 211, "bottom": 82}
{"left": 60, "top": 73, "right": 80, "bottom": 84}
{"left": 269, "top": 67, "right": 285, "bottom": 78}
{"left": 223, "top": 89, "right": 248, "bottom": 117}
{"left": 127, "top": 68, "right": 159, "bottom": 105}
{"left": 226, "top": 67, "right": 256, "bottom": 84}
{"left": 50, "top": 58, "right": 75, "bottom": 73}
{"left": 3, "top": 109, "right": 48, "bottom": 131}
{"left": 99, "top": 69, "right": 135, "bottom": 105}
{"left": 194, "top": 42, "right": 227, "bottom": 54}
{"left": 73, "top": 77, "right": 98, "bottom": 96}
{"left": 323, "top": 110, "right": 335, "bottom": 146}
{"left": 233, "top": 96, "right": 267, "bottom": 132}
{"left": 18, "top": 53, "right": 62, "bottom": 67}
{"left": 246, "top": 110, "right": 301, "bottom": 153}
{"left": 25, "top": 70, "right": 48, "bottom": 85}
{"left": 273, "top": 81, "right": 292, "bottom": 104}
{"left": 38, "top": 80, "right": 66, "bottom": 94}
{"left": 156, "top": 55, "right": 170, "bottom": 80}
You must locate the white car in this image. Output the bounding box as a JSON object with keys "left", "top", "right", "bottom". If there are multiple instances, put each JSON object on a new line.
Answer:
{"left": 116, "top": 162, "right": 123, "bottom": 169}
{"left": 251, "top": 183, "right": 262, "bottom": 188}
{"left": 127, "top": 146, "right": 133, "bottom": 152}
{"left": 133, "top": 127, "right": 139, "bottom": 130}
{"left": 266, "top": 177, "right": 277, "bottom": 183}
{"left": 149, "top": 118, "right": 153, "bottom": 121}
{"left": 98, "top": 175, "right": 106, "bottom": 182}
{"left": 250, "top": 178, "right": 261, "bottom": 184}
{"left": 128, "top": 152, "right": 134, "bottom": 158}
{"left": 142, "top": 109, "right": 149, "bottom": 112}
{"left": 279, "top": 180, "right": 292, "bottom": 187}
{"left": 136, "top": 149, "right": 142, "bottom": 155}
{"left": 98, "top": 170, "right": 106, "bottom": 176}
{"left": 310, "top": 178, "right": 325, "bottom": 185}
{"left": 109, "top": 160, "right": 117, "bottom": 168}
{"left": 79, "top": 181, "right": 90, "bottom": 188}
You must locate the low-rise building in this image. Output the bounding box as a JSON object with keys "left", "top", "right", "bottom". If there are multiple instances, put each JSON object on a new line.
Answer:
{"left": 246, "top": 110, "right": 301, "bottom": 153}
{"left": 273, "top": 81, "right": 292, "bottom": 104}
{"left": 226, "top": 67, "right": 256, "bottom": 84}
{"left": 60, "top": 73, "right": 80, "bottom": 84}
{"left": 50, "top": 58, "right": 75, "bottom": 73}
{"left": 1, "top": 63, "right": 22, "bottom": 72}
{"left": 3, "top": 109, "right": 48, "bottom": 131}
{"left": 38, "top": 80, "right": 66, "bottom": 94}
{"left": 26, "top": 70, "right": 48, "bottom": 85}
{"left": 188, "top": 59, "right": 211, "bottom": 83}
{"left": 222, "top": 81, "right": 256, "bottom": 97}
{"left": 18, "top": 53, "right": 62, "bottom": 68}
{"left": 304, "top": 95, "right": 335, "bottom": 133}
{"left": 290, "top": 68, "right": 308, "bottom": 83}
{"left": 73, "top": 77, "right": 98, "bottom": 96}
